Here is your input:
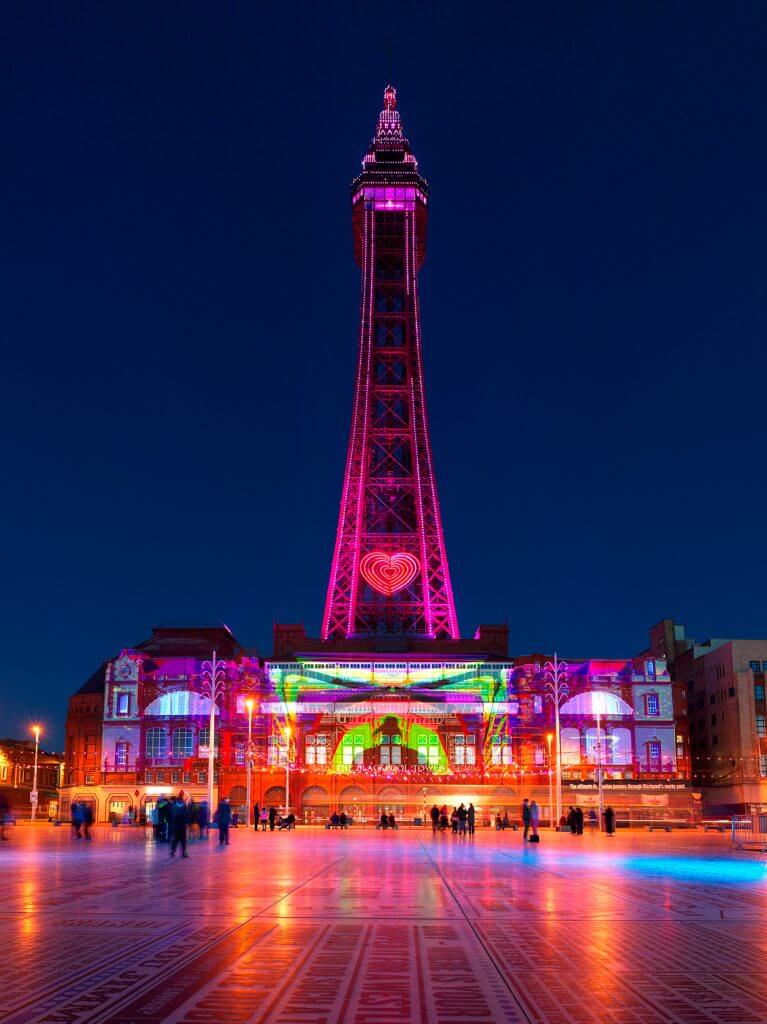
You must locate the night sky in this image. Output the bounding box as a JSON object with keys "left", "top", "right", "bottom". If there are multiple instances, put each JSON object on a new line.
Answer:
{"left": 2, "top": 3, "right": 766, "bottom": 746}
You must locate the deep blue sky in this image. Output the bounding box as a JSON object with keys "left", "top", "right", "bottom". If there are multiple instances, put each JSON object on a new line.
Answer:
{"left": 2, "top": 3, "right": 765, "bottom": 746}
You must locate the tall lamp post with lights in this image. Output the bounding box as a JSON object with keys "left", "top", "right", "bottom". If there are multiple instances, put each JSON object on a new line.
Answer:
{"left": 30, "top": 725, "right": 41, "bottom": 823}
{"left": 543, "top": 654, "right": 569, "bottom": 829}
{"left": 245, "top": 698, "right": 255, "bottom": 827}
{"left": 284, "top": 725, "right": 292, "bottom": 817}
{"left": 546, "top": 732, "right": 554, "bottom": 829}
{"left": 201, "top": 651, "right": 226, "bottom": 814}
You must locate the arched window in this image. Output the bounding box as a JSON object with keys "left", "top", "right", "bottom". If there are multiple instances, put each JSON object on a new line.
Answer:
{"left": 172, "top": 728, "right": 194, "bottom": 758}
{"left": 610, "top": 728, "right": 632, "bottom": 764}
{"left": 143, "top": 691, "right": 219, "bottom": 718}
{"left": 561, "top": 690, "right": 634, "bottom": 717}
{"left": 146, "top": 728, "right": 167, "bottom": 759}
{"left": 560, "top": 728, "right": 581, "bottom": 765}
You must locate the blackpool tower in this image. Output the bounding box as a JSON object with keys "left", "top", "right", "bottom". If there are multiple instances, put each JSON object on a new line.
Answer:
{"left": 322, "top": 87, "right": 459, "bottom": 642}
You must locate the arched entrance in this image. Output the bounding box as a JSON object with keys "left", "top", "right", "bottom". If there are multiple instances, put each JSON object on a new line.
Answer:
{"left": 377, "top": 786, "right": 405, "bottom": 818}
{"left": 300, "top": 785, "right": 329, "bottom": 823}
{"left": 263, "top": 786, "right": 285, "bottom": 811}
{"left": 338, "top": 784, "right": 366, "bottom": 820}
{"left": 228, "top": 785, "right": 247, "bottom": 820}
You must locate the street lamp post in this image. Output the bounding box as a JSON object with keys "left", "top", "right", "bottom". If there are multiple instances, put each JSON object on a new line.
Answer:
{"left": 284, "top": 725, "right": 291, "bottom": 817}
{"left": 595, "top": 708, "right": 604, "bottom": 829}
{"left": 245, "top": 698, "right": 255, "bottom": 828}
{"left": 543, "top": 654, "right": 569, "bottom": 829}
{"left": 201, "top": 651, "right": 226, "bottom": 814}
{"left": 30, "top": 725, "right": 41, "bottom": 823}
{"left": 546, "top": 732, "right": 554, "bottom": 829}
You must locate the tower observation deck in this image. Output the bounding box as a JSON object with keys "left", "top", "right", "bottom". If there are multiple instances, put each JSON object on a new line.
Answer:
{"left": 322, "top": 86, "right": 459, "bottom": 642}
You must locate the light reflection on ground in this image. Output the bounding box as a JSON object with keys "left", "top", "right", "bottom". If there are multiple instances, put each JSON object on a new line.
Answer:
{"left": 0, "top": 826, "right": 765, "bottom": 1023}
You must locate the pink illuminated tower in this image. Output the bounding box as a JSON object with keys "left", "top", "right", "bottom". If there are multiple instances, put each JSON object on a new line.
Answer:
{"left": 323, "top": 86, "right": 459, "bottom": 641}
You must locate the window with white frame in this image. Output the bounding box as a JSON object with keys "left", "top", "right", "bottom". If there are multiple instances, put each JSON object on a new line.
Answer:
{"left": 305, "top": 735, "right": 328, "bottom": 766}
{"left": 234, "top": 742, "right": 245, "bottom": 766}
{"left": 145, "top": 728, "right": 167, "bottom": 759}
{"left": 117, "top": 692, "right": 130, "bottom": 715}
{"left": 644, "top": 692, "right": 660, "bottom": 717}
{"left": 114, "top": 741, "right": 128, "bottom": 769}
{"left": 341, "top": 734, "right": 365, "bottom": 766}
{"left": 417, "top": 734, "right": 441, "bottom": 767}
{"left": 171, "top": 728, "right": 194, "bottom": 758}
{"left": 379, "top": 734, "right": 402, "bottom": 765}
{"left": 490, "top": 735, "right": 512, "bottom": 765}
{"left": 268, "top": 736, "right": 287, "bottom": 766}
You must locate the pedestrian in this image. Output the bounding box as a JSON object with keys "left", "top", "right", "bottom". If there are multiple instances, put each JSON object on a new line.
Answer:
{"left": 604, "top": 806, "right": 616, "bottom": 835}
{"left": 521, "top": 798, "right": 531, "bottom": 841}
{"left": 198, "top": 800, "right": 209, "bottom": 840}
{"left": 0, "top": 793, "right": 9, "bottom": 841}
{"left": 158, "top": 797, "right": 171, "bottom": 842}
{"left": 339, "top": 811, "right": 348, "bottom": 829}
{"left": 388, "top": 812, "right": 396, "bottom": 830}
{"left": 575, "top": 806, "right": 584, "bottom": 836}
{"left": 216, "top": 797, "right": 232, "bottom": 846}
{"left": 467, "top": 803, "right": 476, "bottom": 836}
{"left": 253, "top": 803, "right": 260, "bottom": 832}
{"left": 430, "top": 804, "right": 440, "bottom": 833}
{"left": 169, "top": 796, "right": 189, "bottom": 858}
{"left": 150, "top": 803, "right": 160, "bottom": 842}
{"left": 502, "top": 812, "right": 509, "bottom": 830}
{"left": 260, "top": 806, "right": 269, "bottom": 831}
{"left": 457, "top": 803, "right": 468, "bottom": 835}
{"left": 529, "top": 800, "right": 540, "bottom": 841}
{"left": 450, "top": 807, "right": 459, "bottom": 834}
{"left": 588, "top": 808, "right": 598, "bottom": 829}
{"left": 71, "top": 801, "right": 83, "bottom": 839}
{"left": 440, "top": 805, "right": 449, "bottom": 831}
{"left": 268, "top": 805, "right": 277, "bottom": 832}
{"left": 82, "top": 803, "right": 93, "bottom": 840}
{"left": 567, "top": 806, "right": 577, "bottom": 835}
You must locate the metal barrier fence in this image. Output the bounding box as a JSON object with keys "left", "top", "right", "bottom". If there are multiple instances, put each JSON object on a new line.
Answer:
{"left": 731, "top": 814, "right": 767, "bottom": 852}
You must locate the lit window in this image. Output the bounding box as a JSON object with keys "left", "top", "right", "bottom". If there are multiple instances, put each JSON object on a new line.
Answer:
{"left": 757, "top": 715, "right": 766, "bottom": 738}
{"left": 145, "top": 728, "right": 167, "bottom": 759}
{"left": 755, "top": 684, "right": 765, "bottom": 702}
{"left": 171, "top": 729, "right": 194, "bottom": 758}
{"left": 114, "top": 741, "right": 128, "bottom": 769}
{"left": 645, "top": 693, "right": 660, "bottom": 717}
{"left": 234, "top": 743, "right": 245, "bottom": 766}
{"left": 117, "top": 693, "right": 129, "bottom": 715}
{"left": 648, "top": 741, "right": 662, "bottom": 766}
{"left": 749, "top": 660, "right": 761, "bottom": 673}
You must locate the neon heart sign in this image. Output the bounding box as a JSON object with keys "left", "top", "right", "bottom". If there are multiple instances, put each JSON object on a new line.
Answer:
{"left": 360, "top": 551, "right": 420, "bottom": 596}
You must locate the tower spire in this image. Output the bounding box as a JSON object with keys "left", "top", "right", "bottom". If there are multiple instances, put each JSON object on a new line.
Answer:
{"left": 322, "top": 90, "right": 459, "bottom": 642}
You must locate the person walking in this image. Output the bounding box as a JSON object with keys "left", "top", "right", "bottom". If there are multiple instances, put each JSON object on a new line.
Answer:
{"left": 169, "top": 796, "right": 189, "bottom": 858}
{"left": 467, "top": 803, "right": 476, "bottom": 836}
{"left": 567, "top": 806, "right": 577, "bottom": 835}
{"left": 604, "top": 806, "right": 616, "bottom": 835}
{"left": 457, "top": 803, "right": 468, "bottom": 836}
{"left": 71, "top": 801, "right": 83, "bottom": 839}
{"left": 253, "top": 803, "right": 260, "bottom": 832}
{"left": 82, "top": 803, "right": 93, "bottom": 840}
{"left": 268, "top": 805, "right": 277, "bottom": 832}
{"left": 216, "top": 797, "right": 232, "bottom": 846}
{"left": 529, "top": 800, "right": 540, "bottom": 841}
{"left": 521, "top": 798, "right": 532, "bottom": 841}
{"left": 430, "top": 805, "right": 440, "bottom": 833}
{"left": 0, "top": 793, "right": 9, "bottom": 841}
{"left": 575, "top": 805, "right": 584, "bottom": 836}
{"left": 198, "top": 800, "right": 209, "bottom": 840}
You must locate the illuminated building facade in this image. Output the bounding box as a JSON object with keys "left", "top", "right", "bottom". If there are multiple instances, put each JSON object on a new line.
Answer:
{"left": 0, "top": 738, "right": 63, "bottom": 820}
{"left": 60, "top": 89, "right": 694, "bottom": 825}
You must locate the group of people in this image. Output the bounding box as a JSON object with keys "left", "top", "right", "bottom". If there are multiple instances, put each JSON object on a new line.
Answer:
{"left": 251, "top": 803, "right": 295, "bottom": 831}
{"left": 430, "top": 803, "right": 476, "bottom": 835}
{"left": 147, "top": 794, "right": 234, "bottom": 858}
{"left": 563, "top": 805, "right": 616, "bottom": 834}
{"left": 328, "top": 811, "right": 350, "bottom": 828}
{"left": 521, "top": 799, "right": 541, "bottom": 841}
{"left": 70, "top": 800, "right": 94, "bottom": 839}
{"left": 377, "top": 812, "right": 398, "bottom": 829}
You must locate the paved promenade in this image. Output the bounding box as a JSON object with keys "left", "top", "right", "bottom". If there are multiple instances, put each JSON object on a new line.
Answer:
{"left": 0, "top": 826, "right": 765, "bottom": 1023}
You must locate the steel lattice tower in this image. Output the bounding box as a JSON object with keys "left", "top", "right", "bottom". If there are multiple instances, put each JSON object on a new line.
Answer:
{"left": 323, "top": 86, "right": 459, "bottom": 641}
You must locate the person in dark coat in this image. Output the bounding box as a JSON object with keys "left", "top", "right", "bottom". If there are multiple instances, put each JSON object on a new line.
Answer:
{"left": 198, "top": 800, "right": 209, "bottom": 839}
{"left": 521, "top": 798, "right": 532, "bottom": 841}
{"left": 169, "top": 797, "right": 189, "bottom": 858}
{"left": 467, "top": 803, "right": 476, "bottom": 836}
{"left": 158, "top": 797, "right": 171, "bottom": 842}
{"left": 82, "top": 803, "right": 94, "bottom": 840}
{"left": 71, "top": 801, "right": 83, "bottom": 839}
{"left": 575, "top": 806, "right": 584, "bottom": 835}
{"left": 268, "top": 805, "right": 277, "bottom": 832}
{"left": 253, "top": 803, "right": 260, "bottom": 832}
{"left": 0, "top": 793, "right": 9, "bottom": 840}
{"left": 604, "top": 806, "right": 616, "bottom": 835}
{"left": 216, "top": 797, "right": 232, "bottom": 846}
{"left": 457, "top": 803, "right": 468, "bottom": 835}
{"left": 567, "top": 806, "right": 577, "bottom": 835}
{"left": 430, "top": 805, "right": 440, "bottom": 832}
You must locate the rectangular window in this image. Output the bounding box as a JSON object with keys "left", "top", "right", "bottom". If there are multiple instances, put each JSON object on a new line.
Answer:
{"left": 144, "top": 770, "right": 153, "bottom": 783}
{"left": 756, "top": 715, "right": 766, "bottom": 738}
{"left": 760, "top": 755, "right": 767, "bottom": 778}
{"left": 755, "top": 684, "right": 765, "bottom": 702}
{"left": 117, "top": 693, "right": 130, "bottom": 715}
{"left": 171, "top": 770, "right": 180, "bottom": 784}
{"left": 234, "top": 743, "right": 245, "bottom": 766}
{"left": 84, "top": 773, "right": 94, "bottom": 784}
{"left": 645, "top": 693, "right": 660, "bottom": 716}
{"left": 465, "top": 746, "right": 476, "bottom": 766}
{"left": 648, "top": 741, "right": 662, "bottom": 766}
{"left": 197, "top": 771, "right": 206, "bottom": 785}
{"left": 711, "top": 714, "right": 716, "bottom": 726}
{"left": 749, "top": 660, "right": 761, "bottom": 673}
